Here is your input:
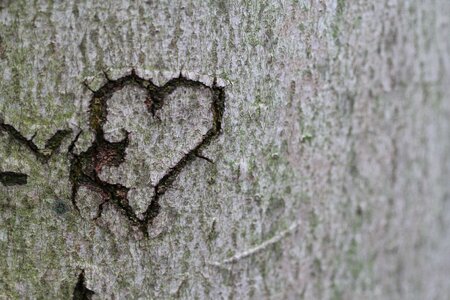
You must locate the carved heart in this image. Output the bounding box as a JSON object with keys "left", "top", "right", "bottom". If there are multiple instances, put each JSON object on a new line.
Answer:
{"left": 69, "top": 71, "right": 224, "bottom": 235}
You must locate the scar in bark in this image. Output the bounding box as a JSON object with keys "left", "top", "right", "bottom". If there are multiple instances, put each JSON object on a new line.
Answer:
{"left": 69, "top": 71, "right": 225, "bottom": 236}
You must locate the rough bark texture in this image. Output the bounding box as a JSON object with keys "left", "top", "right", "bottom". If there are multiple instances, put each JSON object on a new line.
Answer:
{"left": 0, "top": 1, "right": 449, "bottom": 299}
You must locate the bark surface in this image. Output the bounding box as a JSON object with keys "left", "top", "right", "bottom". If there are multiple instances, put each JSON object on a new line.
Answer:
{"left": 0, "top": 1, "right": 449, "bottom": 299}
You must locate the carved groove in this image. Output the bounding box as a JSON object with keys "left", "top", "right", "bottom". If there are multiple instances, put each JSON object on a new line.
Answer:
{"left": 73, "top": 270, "right": 95, "bottom": 300}
{"left": 0, "top": 171, "right": 28, "bottom": 186}
{"left": 0, "top": 122, "right": 71, "bottom": 162}
{"left": 69, "top": 70, "right": 225, "bottom": 236}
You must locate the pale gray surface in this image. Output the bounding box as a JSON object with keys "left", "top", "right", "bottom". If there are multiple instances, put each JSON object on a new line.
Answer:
{"left": 0, "top": 0, "right": 449, "bottom": 299}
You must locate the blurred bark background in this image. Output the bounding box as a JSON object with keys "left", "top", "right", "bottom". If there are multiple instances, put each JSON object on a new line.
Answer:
{"left": 0, "top": 1, "right": 449, "bottom": 299}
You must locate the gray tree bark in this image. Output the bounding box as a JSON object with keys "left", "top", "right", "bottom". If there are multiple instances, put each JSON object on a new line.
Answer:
{"left": 0, "top": 1, "right": 449, "bottom": 299}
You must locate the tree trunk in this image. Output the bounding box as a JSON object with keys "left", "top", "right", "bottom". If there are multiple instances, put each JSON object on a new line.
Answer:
{"left": 0, "top": 1, "right": 449, "bottom": 299}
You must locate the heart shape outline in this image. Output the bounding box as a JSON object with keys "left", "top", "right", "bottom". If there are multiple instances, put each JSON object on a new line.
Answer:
{"left": 69, "top": 70, "right": 225, "bottom": 236}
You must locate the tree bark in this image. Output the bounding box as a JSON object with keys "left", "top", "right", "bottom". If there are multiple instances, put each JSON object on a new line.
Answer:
{"left": 0, "top": 1, "right": 449, "bottom": 299}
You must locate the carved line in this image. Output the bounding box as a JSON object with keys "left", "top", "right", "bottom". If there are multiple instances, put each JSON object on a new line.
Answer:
{"left": 72, "top": 270, "right": 95, "bottom": 300}
{"left": 0, "top": 122, "right": 72, "bottom": 186}
{"left": 0, "top": 171, "right": 28, "bottom": 186}
{"left": 0, "top": 122, "right": 71, "bottom": 162}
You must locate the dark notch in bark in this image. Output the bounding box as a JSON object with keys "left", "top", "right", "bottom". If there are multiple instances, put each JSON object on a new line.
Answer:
{"left": 73, "top": 270, "right": 95, "bottom": 300}
{"left": 0, "top": 171, "right": 28, "bottom": 186}
{"left": 70, "top": 70, "right": 225, "bottom": 236}
{"left": 0, "top": 122, "right": 72, "bottom": 162}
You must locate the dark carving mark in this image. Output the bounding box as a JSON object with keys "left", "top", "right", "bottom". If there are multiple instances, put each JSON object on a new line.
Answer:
{"left": 73, "top": 270, "right": 94, "bottom": 300}
{"left": 195, "top": 153, "right": 214, "bottom": 164}
{"left": 45, "top": 129, "right": 72, "bottom": 152}
{"left": 69, "top": 71, "right": 225, "bottom": 236}
{"left": 68, "top": 130, "right": 83, "bottom": 154}
{"left": 0, "top": 171, "right": 28, "bottom": 186}
{"left": 0, "top": 122, "right": 71, "bottom": 162}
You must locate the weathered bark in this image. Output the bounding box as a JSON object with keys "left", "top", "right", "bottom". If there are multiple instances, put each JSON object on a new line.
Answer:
{"left": 0, "top": 1, "right": 449, "bottom": 299}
